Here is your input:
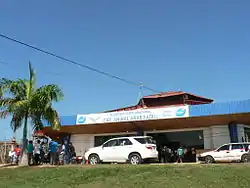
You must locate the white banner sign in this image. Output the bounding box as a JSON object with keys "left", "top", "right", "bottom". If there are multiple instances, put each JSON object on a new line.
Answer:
{"left": 76, "top": 105, "right": 189, "bottom": 125}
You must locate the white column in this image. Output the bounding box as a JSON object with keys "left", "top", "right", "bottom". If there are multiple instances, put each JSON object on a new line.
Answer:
{"left": 211, "top": 125, "right": 230, "bottom": 149}
{"left": 70, "top": 134, "right": 94, "bottom": 156}
{"left": 203, "top": 128, "right": 212, "bottom": 149}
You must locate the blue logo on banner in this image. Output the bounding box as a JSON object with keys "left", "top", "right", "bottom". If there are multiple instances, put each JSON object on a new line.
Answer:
{"left": 77, "top": 116, "right": 86, "bottom": 124}
{"left": 176, "top": 108, "right": 186, "bottom": 117}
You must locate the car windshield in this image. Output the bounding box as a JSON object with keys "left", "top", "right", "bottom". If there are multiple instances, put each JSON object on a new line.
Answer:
{"left": 216, "top": 144, "right": 229, "bottom": 151}
{"left": 134, "top": 137, "right": 156, "bottom": 144}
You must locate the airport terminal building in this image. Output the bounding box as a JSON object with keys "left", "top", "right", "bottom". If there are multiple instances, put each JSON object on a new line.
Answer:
{"left": 43, "top": 91, "right": 250, "bottom": 155}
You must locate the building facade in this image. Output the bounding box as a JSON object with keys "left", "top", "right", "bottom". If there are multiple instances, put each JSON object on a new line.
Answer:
{"left": 43, "top": 92, "right": 250, "bottom": 155}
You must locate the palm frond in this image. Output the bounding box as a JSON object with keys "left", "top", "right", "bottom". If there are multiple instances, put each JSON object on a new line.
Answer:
{"left": 30, "top": 112, "right": 44, "bottom": 131}
{"left": 0, "top": 78, "right": 12, "bottom": 98}
{"left": 0, "top": 98, "right": 16, "bottom": 118}
{"left": 0, "top": 98, "right": 16, "bottom": 107}
{"left": 42, "top": 107, "right": 61, "bottom": 130}
{"left": 35, "top": 84, "right": 64, "bottom": 103}
{"left": 0, "top": 78, "right": 28, "bottom": 100}
{"left": 0, "top": 110, "right": 11, "bottom": 119}
{"left": 27, "top": 62, "right": 36, "bottom": 97}
{"left": 0, "top": 97, "right": 29, "bottom": 121}
{"left": 1, "top": 62, "right": 63, "bottom": 136}
{"left": 10, "top": 109, "right": 26, "bottom": 132}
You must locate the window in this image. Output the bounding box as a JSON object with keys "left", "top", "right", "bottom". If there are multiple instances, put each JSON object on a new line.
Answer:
{"left": 231, "top": 144, "right": 243, "bottom": 150}
{"left": 118, "top": 139, "right": 133, "bottom": 146}
{"left": 94, "top": 134, "right": 136, "bottom": 146}
{"left": 103, "top": 139, "right": 119, "bottom": 147}
{"left": 134, "top": 137, "right": 156, "bottom": 144}
{"left": 217, "top": 145, "right": 229, "bottom": 151}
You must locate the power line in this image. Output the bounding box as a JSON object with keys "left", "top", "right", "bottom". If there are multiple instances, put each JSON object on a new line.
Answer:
{"left": 0, "top": 33, "right": 162, "bottom": 93}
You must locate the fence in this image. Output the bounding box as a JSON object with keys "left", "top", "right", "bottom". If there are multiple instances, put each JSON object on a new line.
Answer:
{"left": 0, "top": 141, "right": 15, "bottom": 164}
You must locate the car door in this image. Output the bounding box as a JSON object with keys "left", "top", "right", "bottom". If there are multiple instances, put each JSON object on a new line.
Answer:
{"left": 230, "top": 144, "right": 245, "bottom": 161}
{"left": 101, "top": 139, "right": 119, "bottom": 162}
{"left": 213, "top": 144, "right": 231, "bottom": 162}
{"left": 115, "top": 138, "right": 133, "bottom": 162}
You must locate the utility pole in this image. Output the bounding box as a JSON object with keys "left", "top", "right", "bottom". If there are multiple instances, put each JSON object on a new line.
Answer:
{"left": 137, "top": 82, "right": 143, "bottom": 102}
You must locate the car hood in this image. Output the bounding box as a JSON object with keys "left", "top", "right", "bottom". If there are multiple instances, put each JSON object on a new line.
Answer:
{"left": 199, "top": 151, "right": 215, "bottom": 157}
{"left": 88, "top": 146, "right": 102, "bottom": 152}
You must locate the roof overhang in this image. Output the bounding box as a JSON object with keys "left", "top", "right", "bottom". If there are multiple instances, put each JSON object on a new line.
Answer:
{"left": 43, "top": 113, "right": 250, "bottom": 135}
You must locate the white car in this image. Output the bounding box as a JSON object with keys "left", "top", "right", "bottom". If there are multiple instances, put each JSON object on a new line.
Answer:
{"left": 84, "top": 136, "right": 158, "bottom": 165}
{"left": 198, "top": 142, "right": 250, "bottom": 163}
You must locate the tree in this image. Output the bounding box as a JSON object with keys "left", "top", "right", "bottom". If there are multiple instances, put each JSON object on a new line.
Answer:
{"left": 0, "top": 62, "right": 63, "bottom": 165}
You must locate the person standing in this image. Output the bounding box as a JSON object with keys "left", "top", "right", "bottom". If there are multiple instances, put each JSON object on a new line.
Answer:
{"left": 163, "top": 146, "right": 172, "bottom": 163}
{"left": 13, "top": 144, "right": 21, "bottom": 164}
{"left": 33, "top": 140, "right": 41, "bottom": 165}
{"left": 49, "top": 140, "right": 58, "bottom": 165}
{"left": 69, "top": 142, "right": 76, "bottom": 163}
{"left": 61, "top": 142, "right": 66, "bottom": 165}
{"left": 157, "top": 146, "right": 162, "bottom": 163}
{"left": 177, "top": 146, "right": 184, "bottom": 163}
{"left": 27, "top": 140, "right": 34, "bottom": 166}
{"left": 61, "top": 140, "right": 70, "bottom": 165}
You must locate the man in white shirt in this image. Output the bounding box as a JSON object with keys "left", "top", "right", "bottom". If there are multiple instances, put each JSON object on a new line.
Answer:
{"left": 33, "top": 140, "right": 41, "bottom": 165}
{"left": 8, "top": 149, "right": 15, "bottom": 164}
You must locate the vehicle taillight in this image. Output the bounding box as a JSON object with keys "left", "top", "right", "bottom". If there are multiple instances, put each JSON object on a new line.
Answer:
{"left": 146, "top": 146, "right": 153, "bottom": 150}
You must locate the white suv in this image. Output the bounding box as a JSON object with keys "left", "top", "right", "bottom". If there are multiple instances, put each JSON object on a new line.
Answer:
{"left": 84, "top": 136, "right": 158, "bottom": 165}
{"left": 198, "top": 142, "right": 250, "bottom": 163}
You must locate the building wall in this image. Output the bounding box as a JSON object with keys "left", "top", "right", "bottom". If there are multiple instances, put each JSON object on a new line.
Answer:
{"left": 210, "top": 125, "right": 230, "bottom": 149}
{"left": 70, "top": 132, "right": 137, "bottom": 156}
{"left": 203, "top": 128, "right": 212, "bottom": 149}
{"left": 70, "top": 134, "right": 94, "bottom": 156}
{"left": 70, "top": 125, "right": 233, "bottom": 155}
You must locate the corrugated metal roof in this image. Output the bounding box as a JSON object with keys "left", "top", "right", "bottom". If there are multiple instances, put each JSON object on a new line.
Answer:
{"left": 189, "top": 99, "right": 250, "bottom": 117}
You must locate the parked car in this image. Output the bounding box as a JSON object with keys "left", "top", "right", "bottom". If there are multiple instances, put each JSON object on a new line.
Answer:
{"left": 198, "top": 142, "right": 250, "bottom": 164}
{"left": 84, "top": 136, "right": 158, "bottom": 165}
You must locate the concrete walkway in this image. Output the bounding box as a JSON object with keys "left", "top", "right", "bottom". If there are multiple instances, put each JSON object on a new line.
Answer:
{"left": 0, "top": 164, "right": 9, "bottom": 168}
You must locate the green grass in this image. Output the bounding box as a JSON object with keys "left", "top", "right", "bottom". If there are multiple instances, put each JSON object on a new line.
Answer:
{"left": 1, "top": 164, "right": 250, "bottom": 188}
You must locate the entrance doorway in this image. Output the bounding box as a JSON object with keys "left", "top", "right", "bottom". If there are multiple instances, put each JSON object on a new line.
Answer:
{"left": 147, "top": 130, "right": 204, "bottom": 163}
{"left": 147, "top": 130, "right": 204, "bottom": 149}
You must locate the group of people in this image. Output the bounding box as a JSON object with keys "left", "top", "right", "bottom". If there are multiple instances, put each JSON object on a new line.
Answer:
{"left": 158, "top": 145, "right": 196, "bottom": 163}
{"left": 8, "top": 144, "right": 22, "bottom": 164}
{"left": 7, "top": 137, "right": 77, "bottom": 166}
{"left": 26, "top": 138, "right": 76, "bottom": 166}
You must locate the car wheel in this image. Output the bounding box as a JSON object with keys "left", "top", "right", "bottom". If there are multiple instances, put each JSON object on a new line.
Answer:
{"left": 129, "top": 153, "right": 142, "bottom": 165}
{"left": 205, "top": 156, "right": 214, "bottom": 164}
{"left": 88, "top": 154, "right": 100, "bottom": 165}
{"left": 241, "top": 154, "right": 249, "bottom": 163}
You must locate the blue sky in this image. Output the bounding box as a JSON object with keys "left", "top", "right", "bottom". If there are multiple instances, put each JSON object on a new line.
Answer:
{"left": 0, "top": 0, "right": 250, "bottom": 140}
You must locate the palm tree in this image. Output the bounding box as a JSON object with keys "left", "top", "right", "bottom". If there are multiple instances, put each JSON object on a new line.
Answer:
{"left": 0, "top": 62, "right": 63, "bottom": 165}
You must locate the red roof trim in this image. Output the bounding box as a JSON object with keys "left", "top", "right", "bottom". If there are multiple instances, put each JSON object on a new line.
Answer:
{"left": 105, "top": 91, "right": 213, "bottom": 112}
{"left": 142, "top": 91, "right": 213, "bottom": 102}
{"left": 142, "top": 91, "right": 185, "bottom": 99}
